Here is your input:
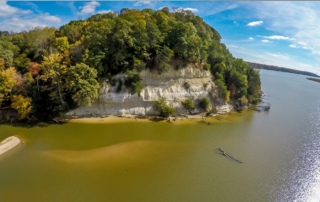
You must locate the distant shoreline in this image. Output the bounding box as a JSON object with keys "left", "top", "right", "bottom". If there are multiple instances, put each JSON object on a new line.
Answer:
{"left": 307, "top": 77, "right": 320, "bottom": 83}
{"left": 246, "top": 61, "right": 320, "bottom": 78}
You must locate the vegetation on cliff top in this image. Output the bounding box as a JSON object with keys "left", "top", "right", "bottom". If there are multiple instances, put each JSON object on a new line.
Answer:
{"left": 0, "top": 8, "right": 260, "bottom": 121}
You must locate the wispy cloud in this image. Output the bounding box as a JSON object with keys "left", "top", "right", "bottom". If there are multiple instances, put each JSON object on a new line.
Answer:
{"left": 247, "top": 21, "right": 263, "bottom": 27}
{"left": 262, "top": 35, "right": 295, "bottom": 41}
{"left": 266, "top": 52, "right": 290, "bottom": 60}
{"left": 248, "top": 37, "right": 254, "bottom": 41}
{"left": 0, "top": 1, "right": 63, "bottom": 31}
{"left": 203, "top": 3, "right": 238, "bottom": 16}
{"left": 134, "top": 0, "right": 152, "bottom": 7}
{"left": 261, "top": 39, "right": 271, "bottom": 43}
{"left": 289, "top": 44, "right": 297, "bottom": 48}
{"left": 183, "top": 7, "right": 198, "bottom": 12}
{"left": 0, "top": 18, "right": 47, "bottom": 31}
{"left": 0, "top": 0, "right": 32, "bottom": 17}
{"left": 228, "top": 44, "right": 320, "bottom": 75}
{"left": 173, "top": 7, "right": 198, "bottom": 12}
{"left": 247, "top": 2, "right": 320, "bottom": 56}
{"left": 97, "top": 10, "right": 113, "bottom": 14}
{"left": 42, "top": 13, "right": 61, "bottom": 23}
{"left": 77, "top": 1, "right": 100, "bottom": 15}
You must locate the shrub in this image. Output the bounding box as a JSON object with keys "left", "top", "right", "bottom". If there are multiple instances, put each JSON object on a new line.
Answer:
{"left": 206, "top": 106, "right": 217, "bottom": 116}
{"left": 153, "top": 97, "right": 174, "bottom": 117}
{"left": 124, "top": 70, "right": 143, "bottom": 96}
{"left": 204, "top": 63, "right": 211, "bottom": 71}
{"left": 238, "top": 96, "right": 248, "bottom": 106}
{"left": 199, "top": 97, "right": 210, "bottom": 111}
{"left": 181, "top": 98, "right": 195, "bottom": 113}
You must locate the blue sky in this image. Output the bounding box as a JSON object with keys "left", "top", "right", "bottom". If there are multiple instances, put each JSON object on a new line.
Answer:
{"left": 1, "top": 1, "right": 320, "bottom": 75}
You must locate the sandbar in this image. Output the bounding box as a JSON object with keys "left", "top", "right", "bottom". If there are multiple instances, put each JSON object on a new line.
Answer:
{"left": 64, "top": 112, "right": 236, "bottom": 125}
{"left": 0, "top": 136, "right": 21, "bottom": 155}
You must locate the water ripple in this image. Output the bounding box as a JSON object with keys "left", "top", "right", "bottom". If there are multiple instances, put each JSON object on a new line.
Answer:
{"left": 276, "top": 99, "right": 320, "bottom": 202}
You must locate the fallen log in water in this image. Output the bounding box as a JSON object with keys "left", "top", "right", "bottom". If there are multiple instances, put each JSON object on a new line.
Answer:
{"left": 217, "top": 148, "right": 243, "bottom": 163}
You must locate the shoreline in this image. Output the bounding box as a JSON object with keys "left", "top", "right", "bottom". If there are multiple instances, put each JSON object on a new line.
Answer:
{"left": 0, "top": 136, "right": 21, "bottom": 156}
{"left": 60, "top": 114, "right": 214, "bottom": 123}
{"left": 58, "top": 110, "right": 245, "bottom": 125}
{"left": 307, "top": 77, "right": 320, "bottom": 83}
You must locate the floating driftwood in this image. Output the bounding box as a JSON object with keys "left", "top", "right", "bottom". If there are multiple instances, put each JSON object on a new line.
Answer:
{"left": 217, "top": 148, "right": 243, "bottom": 163}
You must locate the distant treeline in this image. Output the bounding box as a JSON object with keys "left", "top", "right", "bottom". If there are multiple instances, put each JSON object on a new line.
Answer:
{"left": 306, "top": 78, "right": 320, "bottom": 83}
{"left": 246, "top": 62, "right": 319, "bottom": 78}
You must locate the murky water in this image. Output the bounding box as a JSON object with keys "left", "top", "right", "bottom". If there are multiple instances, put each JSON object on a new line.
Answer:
{"left": 0, "top": 70, "right": 319, "bottom": 202}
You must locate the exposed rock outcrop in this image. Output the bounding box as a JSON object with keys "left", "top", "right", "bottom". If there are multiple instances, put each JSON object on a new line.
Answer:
{"left": 67, "top": 64, "right": 233, "bottom": 116}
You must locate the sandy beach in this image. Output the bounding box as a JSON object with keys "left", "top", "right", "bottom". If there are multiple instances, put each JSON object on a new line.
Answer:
{"left": 63, "top": 113, "right": 227, "bottom": 125}
{"left": 0, "top": 136, "right": 21, "bottom": 155}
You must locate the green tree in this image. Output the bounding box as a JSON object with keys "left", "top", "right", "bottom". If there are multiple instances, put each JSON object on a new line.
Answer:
{"left": 13, "top": 53, "right": 30, "bottom": 74}
{"left": 40, "top": 53, "right": 67, "bottom": 106}
{"left": 181, "top": 98, "right": 195, "bottom": 113}
{"left": 153, "top": 97, "right": 174, "bottom": 117}
{"left": 215, "top": 79, "right": 230, "bottom": 103}
{"left": 227, "top": 69, "right": 248, "bottom": 99}
{"left": 11, "top": 95, "right": 32, "bottom": 119}
{"left": 65, "top": 63, "right": 100, "bottom": 106}
{"left": 124, "top": 70, "right": 143, "bottom": 96}
{"left": 0, "top": 67, "right": 17, "bottom": 96}
{"left": 246, "top": 68, "right": 261, "bottom": 103}
{"left": 155, "top": 46, "right": 173, "bottom": 73}
{"left": 199, "top": 97, "right": 210, "bottom": 112}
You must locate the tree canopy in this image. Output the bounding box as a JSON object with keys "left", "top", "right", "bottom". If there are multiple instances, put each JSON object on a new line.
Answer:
{"left": 0, "top": 7, "right": 260, "bottom": 121}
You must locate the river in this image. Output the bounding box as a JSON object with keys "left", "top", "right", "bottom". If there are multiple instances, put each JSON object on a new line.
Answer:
{"left": 0, "top": 70, "right": 319, "bottom": 202}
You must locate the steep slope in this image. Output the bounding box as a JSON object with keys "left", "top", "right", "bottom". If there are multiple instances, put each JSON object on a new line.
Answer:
{"left": 67, "top": 64, "right": 232, "bottom": 116}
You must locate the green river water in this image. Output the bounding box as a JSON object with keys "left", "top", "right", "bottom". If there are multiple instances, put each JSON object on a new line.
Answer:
{"left": 0, "top": 70, "right": 320, "bottom": 202}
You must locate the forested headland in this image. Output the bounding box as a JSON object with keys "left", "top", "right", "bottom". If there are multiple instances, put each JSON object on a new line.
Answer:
{"left": 0, "top": 8, "right": 261, "bottom": 122}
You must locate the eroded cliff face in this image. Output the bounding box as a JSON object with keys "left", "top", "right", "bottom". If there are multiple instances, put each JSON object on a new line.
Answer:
{"left": 66, "top": 64, "right": 233, "bottom": 116}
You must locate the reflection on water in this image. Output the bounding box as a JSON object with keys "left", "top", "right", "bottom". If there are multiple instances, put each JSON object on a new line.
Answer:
{"left": 0, "top": 70, "right": 320, "bottom": 202}
{"left": 275, "top": 100, "right": 320, "bottom": 202}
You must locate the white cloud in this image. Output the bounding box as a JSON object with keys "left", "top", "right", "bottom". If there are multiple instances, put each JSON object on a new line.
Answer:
{"left": 97, "top": 10, "right": 113, "bottom": 14}
{"left": 183, "top": 8, "right": 198, "bottom": 12}
{"left": 0, "top": 17, "right": 47, "bottom": 31}
{"left": 248, "top": 37, "right": 254, "bottom": 41}
{"left": 134, "top": 0, "right": 152, "bottom": 6}
{"left": 0, "top": 0, "right": 32, "bottom": 17}
{"left": 228, "top": 45, "right": 239, "bottom": 48}
{"left": 228, "top": 45, "right": 320, "bottom": 75}
{"left": 173, "top": 7, "right": 198, "bottom": 13}
{"left": 0, "top": 1, "right": 63, "bottom": 32}
{"left": 42, "top": 14, "right": 61, "bottom": 23}
{"left": 298, "top": 41, "right": 307, "bottom": 46}
{"left": 20, "top": 10, "right": 33, "bottom": 15}
{"left": 266, "top": 52, "right": 290, "bottom": 60}
{"left": 247, "top": 21, "right": 263, "bottom": 27}
{"left": 77, "top": 1, "right": 100, "bottom": 15}
{"left": 263, "top": 35, "right": 295, "bottom": 41}
{"left": 261, "top": 39, "right": 271, "bottom": 43}
{"left": 203, "top": 3, "right": 238, "bottom": 16}
{"left": 247, "top": 2, "right": 320, "bottom": 57}
{"left": 289, "top": 44, "right": 297, "bottom": 48}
